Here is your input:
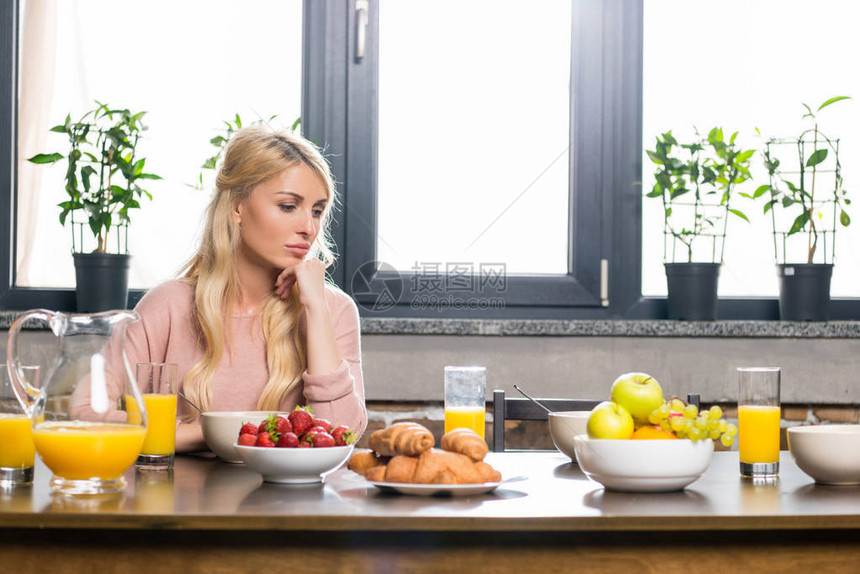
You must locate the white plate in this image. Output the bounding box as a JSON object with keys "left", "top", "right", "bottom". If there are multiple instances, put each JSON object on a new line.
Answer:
{"left": 369, "top": 480, "right": 501, "bottom": 496}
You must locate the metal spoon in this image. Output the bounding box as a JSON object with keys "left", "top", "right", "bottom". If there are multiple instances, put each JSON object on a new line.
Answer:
{"left": 513, "top": 384, "right": 553, "bottom": 414}
{"left": 178, "top": 390, "right": 203, "bottom": 414}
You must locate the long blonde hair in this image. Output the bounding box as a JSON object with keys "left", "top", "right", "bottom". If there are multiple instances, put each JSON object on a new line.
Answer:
{"left": 180, "top": 126, "right": 337, "bottom": 417}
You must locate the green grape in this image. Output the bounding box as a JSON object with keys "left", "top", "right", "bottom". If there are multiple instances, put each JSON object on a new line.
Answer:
{"left": 694, "top": 415, "right": 708, "bottom": 430}
{"left": 683, "top": 404, "right": 698, "bottom": 419}
{"left": 709, "top": 428, "right": 721, "bottom": 440}
{"left": 670, "top": 417, "right": 685, "bottom": 432}
{"left": 675, "top": 427, "right": 687, "bottom": 439}
{"left": 726, "top": 423, "right": 738, "bottom": 437}
{"left": 688, "top": 426, "right": 703, "bottom": 440}
{"left": 648, "top": 411, "right": 662, "bottom": 425}
{"left": 670, "top": 398, "right": 685, "bottom": 413}
{"left": 718, "top": 420, "right": 728, "bottom": 433}
{"left": 720, "top": 434, "right": 734, "bottom": 448}
{"left": 660, "top": 421, "right": 672, "bottom": 433}
{"left": 709, "top": 406, "right": 723, "bottom": 420}
{"left": 657, "top": 404, "right": 671, "bottom": 419}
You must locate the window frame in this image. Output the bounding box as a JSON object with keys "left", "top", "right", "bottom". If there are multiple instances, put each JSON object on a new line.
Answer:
{"left": 303, "top": 0, "right": 646, "bottom": 319}
{"left": 4, "top": 0, "right": 857, "bottom": 319}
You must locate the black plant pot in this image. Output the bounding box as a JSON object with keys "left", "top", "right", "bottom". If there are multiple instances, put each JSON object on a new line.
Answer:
{"left": 73, "top": 253, "right": 131, "bottom": 312}
{"left": 776, "top": 263, "right": 833, "bottom": 321}
{"left": 664, "top": 263, "right": 721, "bottom": 321}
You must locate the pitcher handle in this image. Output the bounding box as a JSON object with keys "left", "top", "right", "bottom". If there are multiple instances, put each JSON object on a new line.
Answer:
{"left": 6, "top": 309, "right": 56, "bottom": 416}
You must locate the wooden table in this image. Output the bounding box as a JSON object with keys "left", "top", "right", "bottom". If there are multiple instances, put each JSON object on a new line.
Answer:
{"left": 2, "top": 451, "right": 859, "bottom": 573}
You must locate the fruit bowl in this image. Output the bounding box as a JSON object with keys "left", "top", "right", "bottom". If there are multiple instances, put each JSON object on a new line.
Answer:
{"left": 201, "top": 411, "right": 290, "bottom": 463}
{"left": 233, "top": 444, "right": 355, "bottom": 484}
{"left": 573, "top": 436, "right": 713, "bottom": 492}
{"left": 547, "top": 411, "right": 590, "bottom": 461}
{"left": 788, "top": 424, "right": 860, "bottom": 485}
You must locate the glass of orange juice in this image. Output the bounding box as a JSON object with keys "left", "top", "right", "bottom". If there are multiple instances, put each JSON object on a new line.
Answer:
{"left": 0, "top": 364, "right": 39, "bottom": 486}
{"left": 738, "top": 367, "right": 781, "bottom": 478}
{"left": 444, "top": 366, "right": 487, "bottom": 439}
{"left": 133, "top": 363, "right": 178, "bottom": 471}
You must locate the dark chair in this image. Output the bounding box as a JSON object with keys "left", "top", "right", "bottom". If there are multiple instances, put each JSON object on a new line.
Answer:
{"left": 492, "top": 389, "right": 702, "bottom": 452}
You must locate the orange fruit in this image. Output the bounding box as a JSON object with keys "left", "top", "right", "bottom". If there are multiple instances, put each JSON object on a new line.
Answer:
{"left": 631, "top": 425, "right": 678, "bottom": 440}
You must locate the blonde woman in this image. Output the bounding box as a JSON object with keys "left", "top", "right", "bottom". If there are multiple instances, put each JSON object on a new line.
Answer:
{"left": 124, "top": 126, "right": 366, "bottom": 452}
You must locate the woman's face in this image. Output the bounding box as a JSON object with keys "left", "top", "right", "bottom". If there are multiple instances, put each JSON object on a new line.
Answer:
{"left": 234, "top": 163, "right": 328, "bottom": 273}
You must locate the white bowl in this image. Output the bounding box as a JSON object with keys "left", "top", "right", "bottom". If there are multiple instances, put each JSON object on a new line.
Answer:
{"left": 234, "top": 444, "right": 355, "bottom": 483}
{"left": 788, "top": 424, "right": 860, "bottom": 485}
{"left": 547, "top": 411, "right": 590, "bottom": 461}
{"left": 573, "top": 436, "right": 713, "bottom": 493}
{"left": 201, "top": 411, "right": 290, "bottom": 463}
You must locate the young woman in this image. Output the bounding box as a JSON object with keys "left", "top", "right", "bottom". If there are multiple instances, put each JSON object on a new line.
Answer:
{"left": 125, "top": 126, "right": 366, "bottom": 452}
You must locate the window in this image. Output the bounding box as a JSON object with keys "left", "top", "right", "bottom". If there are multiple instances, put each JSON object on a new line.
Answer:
{"left": 377, "top": 1, "right": 571, "bottom": 275}
{"left": 1, "top": 0, "right": 302, "bottom": 309}
{"left": 305, "top": 0, "right": 643, "bottom": 318}
{"left": 642, "top": 0, "right": 860, "bottom": 304}
{"left": 21, "top": 1, "right": 851, "bottom": 319}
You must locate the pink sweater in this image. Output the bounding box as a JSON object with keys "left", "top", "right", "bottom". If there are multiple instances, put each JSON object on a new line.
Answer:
{"left": 125, "top": 279, "right": 367, "bottom": 435}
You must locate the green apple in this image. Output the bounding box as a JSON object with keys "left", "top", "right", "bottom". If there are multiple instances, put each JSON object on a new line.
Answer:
{"left": 587, "top": 401, "right": 634, "bottom": 439}
{"left": 610, "top": 372, "right": 664, "bottom": 425}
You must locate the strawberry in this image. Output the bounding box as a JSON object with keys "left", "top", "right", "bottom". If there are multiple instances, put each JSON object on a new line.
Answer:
{"left": 311, "top": 417, "right": 333, "bottom": 433}
{"left": 331, "top": 425, "right": 356, "bottom": 446}
{"left": 238, "top": 432, "right": 257, "bottom": 446}
{"left": 257, "top": 419, "right": 270, "bottom": 434}
{"left": 256, "top": 431, "right": 276, "bottom": 448}
{"left": 297, "top": 442, "right": 311, "bottom": 448}
{"left": 274, "top": 416, "right": 292, "bottom": 435}
{"left": 312, "top": 432, "right": 336, "bottom": 448}
{"left": 304, "top": 425, "right": 328, "bottom": 436}
{"left": 277, "top": 432, "right": 299, "bottom": 448}
{"left": 288, "top": 407, "right": 314, "bottom": 436}
{"left": 239, "top": 422, "right": 259, "bottom": 437}
{"left": 301, "top": 429, "right": 321, "bottom": 446}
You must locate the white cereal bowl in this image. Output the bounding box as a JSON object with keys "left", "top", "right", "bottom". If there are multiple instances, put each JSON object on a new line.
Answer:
{"left": 234, "top": 444, "right": 355, "bottom": 484}
{"left": 573, "top": 436, "right": 713, "bottom": 493}
{"left": 547, "top": 411, "right": 591, "bottom": 461}
{"left": 788, "top": 425, "right": 860, "bottom": 485}
{"left": 201, "top": 411, "right": 290, "bottom": 463}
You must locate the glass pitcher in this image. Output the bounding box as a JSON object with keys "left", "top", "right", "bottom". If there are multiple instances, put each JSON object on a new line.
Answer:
{"left": 6, "top": 309, "right": 148, "bottom": 495}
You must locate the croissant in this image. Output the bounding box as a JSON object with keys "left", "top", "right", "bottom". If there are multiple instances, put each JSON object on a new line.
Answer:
{"left": 366, "top": 455, "right": 416, "bottom": 483}
{"left": 347, "top": 449, "right": 390, "bottom": 476}
{"left": 368, "top": 422, "right": 434, "bottom": 457}
{"left": 440, "top": 428, "right": 488, "bottom": 461}
{"left": 368, "top": 449, "right": 501, "bottom": 484}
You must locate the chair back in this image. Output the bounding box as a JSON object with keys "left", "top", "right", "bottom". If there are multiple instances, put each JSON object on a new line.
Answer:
{"left": 492, "top": 389, "right": 702, "bottom": 451}
{"left": 492, "top": 389, "right": 600, "bottom": 452}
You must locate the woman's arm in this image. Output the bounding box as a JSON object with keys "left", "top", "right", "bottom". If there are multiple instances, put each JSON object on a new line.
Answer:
{"left": 276, "top": 260, "right": 368, "bottom": 435}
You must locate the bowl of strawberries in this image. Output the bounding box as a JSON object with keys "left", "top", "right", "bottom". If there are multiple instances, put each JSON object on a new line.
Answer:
{"left": 231, "top": 407, "right": 358, "bottom": 483}
{"left": 201, "top": 410, "right": 293, "bottom": 463}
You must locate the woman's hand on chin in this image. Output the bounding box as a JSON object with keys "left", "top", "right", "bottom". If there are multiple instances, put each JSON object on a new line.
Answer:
{"left": 274, "top": 258, "right": 327, "bottom": 309}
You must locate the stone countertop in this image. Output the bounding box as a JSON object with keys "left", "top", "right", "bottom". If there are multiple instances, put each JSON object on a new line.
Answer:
{"left": 2, "top": 309, "right": 858, "bottom": 337}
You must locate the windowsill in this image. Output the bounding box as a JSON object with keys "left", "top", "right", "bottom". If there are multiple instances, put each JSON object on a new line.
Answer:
{"left": 358, "top": 317, "right": 860, "bottom": 337}
{"left": 2, "top": 310, "right": 857, "bottom": 338}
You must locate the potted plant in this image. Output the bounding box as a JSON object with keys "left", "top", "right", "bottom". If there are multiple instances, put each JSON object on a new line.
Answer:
{"left": 753, "top": 96, "right": 851, "bottom": 321}
{"left": 28, "top": 101, "right": 161, "bottom": 312}
{"left": 646, "top": 127, "right": 754, "bottom": 320}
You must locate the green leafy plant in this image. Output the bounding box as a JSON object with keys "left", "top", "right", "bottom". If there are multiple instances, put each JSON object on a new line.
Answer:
{"left": 28, "top": 101, "right": 161, "bottom": 253}
{"left": 646, "top": 127, "right": 755, "bottom": 263}
{"left": 753, "top": 96, "right": 851, "bottom": 264}
{"left": 194, "top": 113, "right": 299, "bottom": 188}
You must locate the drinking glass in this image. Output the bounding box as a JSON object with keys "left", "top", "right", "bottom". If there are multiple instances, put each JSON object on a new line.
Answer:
{"left": 0, "top": 364, "right": 39, "bottom": 485}
{"left": 738, "top": 367, "right": 781, "bottom": 478}
{"left": 444, "top": 366, "right": 487, "bottom": 438}
{"left": 133, "top": 363, "right": 178, "bottom": 471}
